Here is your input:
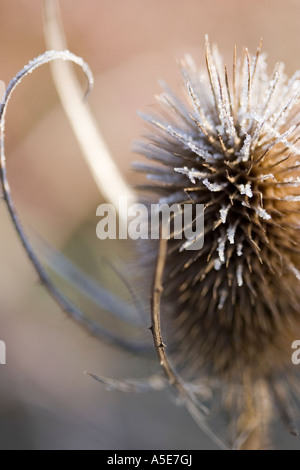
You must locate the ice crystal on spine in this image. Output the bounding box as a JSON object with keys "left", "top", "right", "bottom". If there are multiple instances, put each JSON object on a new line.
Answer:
{"left": 137, "top": 37, "right": 300, "bottom": 449}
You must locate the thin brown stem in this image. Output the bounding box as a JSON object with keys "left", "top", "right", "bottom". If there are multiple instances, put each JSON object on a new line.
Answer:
{"left": 150, "top": 232, "right": 229, "bottom": 449}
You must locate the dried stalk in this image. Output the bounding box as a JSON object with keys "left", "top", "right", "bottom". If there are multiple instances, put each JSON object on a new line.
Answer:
{"left": 43, "top": 0, "right": 136, "bottom": 222}
{"left": 150, "top": 232, "right": 229, "bottom": 450}
{"left": 85, "top": 372, "right": 166, "bottom": 393}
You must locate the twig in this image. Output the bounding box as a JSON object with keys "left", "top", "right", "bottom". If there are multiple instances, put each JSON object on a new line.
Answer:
{"left": 43, "top": 0, "right": 136, "bottom": 223}
{"left": 0, "top": 51, "right": 146, "bottom": 354}
{"left": 150, "top": 232, "right": 230, "bottom": 449}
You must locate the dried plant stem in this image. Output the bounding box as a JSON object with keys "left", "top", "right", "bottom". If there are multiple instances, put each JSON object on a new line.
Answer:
{"left": 85, "top": 372, "right": 166, "bottom": 393}
{"left": 36, "top": 234, "right": 145, "bottom": 328}
{"left": 0, "top": 51, "right": 145, "bottom": 354}
{"left": 86, "top": 371, "right": 212, "bottom": 396}
{"left": 150, "top": 233, "right": 229, "bottom": 450}
{"left": 43, "top": 0, "right": 136, "bottom": 222}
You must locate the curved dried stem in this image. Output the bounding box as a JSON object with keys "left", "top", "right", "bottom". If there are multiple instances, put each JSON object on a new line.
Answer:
{"left": 150, "top": 233, "right": 230, "bottom": 450}
{"left": 86, "top": 371, "right": 213, "bottom": 397}
{"left": 85, "top": 372, "right": 166, "bottom": 393}
{"left": 43, "top": 0, "right": 136, "bottom": 221}
{"left": 35, "top": 233, "right": 146, "bottom": 328}
{"left": 0, "top": 51, "right": 146, "bottom": 354}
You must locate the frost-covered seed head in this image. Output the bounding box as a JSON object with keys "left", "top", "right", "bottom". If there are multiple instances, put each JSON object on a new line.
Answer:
{"left": 136, "top": 38, "right": 300, "bottom": 448}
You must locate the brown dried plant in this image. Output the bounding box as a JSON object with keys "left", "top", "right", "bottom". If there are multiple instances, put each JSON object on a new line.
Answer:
{"left": 1, "top": 1, "right": 300, "bottom": 451}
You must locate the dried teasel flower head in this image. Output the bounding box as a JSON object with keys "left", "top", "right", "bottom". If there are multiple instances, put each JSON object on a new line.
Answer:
{"left": 136, "top": 37, "right": 300, "bottom": 449}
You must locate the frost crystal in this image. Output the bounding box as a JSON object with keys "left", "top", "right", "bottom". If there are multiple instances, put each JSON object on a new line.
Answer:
{"left": 260, "top": 174, "right": 275, "bottom": 181}
{"left": 214, "top": 259, "right": 222, "bottom": 271}
{"left": 219, "top": 205, "right": 230, "bottom": 224}
{"left": 227, "top": 224, "right": 237, "bottom": 244}
{"left": 237, "top": 183, "right": 253, "bottom": 198}
{"left": 174, "top": 167, "right": 208, "bottom": 184}
{"left": 236, "top": 264, "right": 244, "bottom": 287}
{"left": 217, "top": 237, "right": 226, "bottom": 262}
{"left": 255, "top": 207, "right": 271, "bottom": 220}
{"left": 239, "top": 134, "right": 252, "bottom": 161}
{"left": 236, "top": 243, "right": 243, "bottom": 257}
{"left": 203, "top": 178, "right": 227, "bottom": 192}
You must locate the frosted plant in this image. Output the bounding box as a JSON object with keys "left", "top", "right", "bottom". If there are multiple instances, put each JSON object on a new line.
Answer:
{"left": 2, "top": 27, "right": 300, "bottom": 449}
{"left": 134, "top": 37, "right": 300, "bottom": 449}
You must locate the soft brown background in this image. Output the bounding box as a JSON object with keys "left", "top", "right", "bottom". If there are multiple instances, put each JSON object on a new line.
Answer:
{"left": 0, "top": 0, "right": 299, "bottom": 449}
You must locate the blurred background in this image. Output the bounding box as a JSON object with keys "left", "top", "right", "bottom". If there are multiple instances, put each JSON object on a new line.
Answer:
{"left": 0, "top": 0, "right": 300, "bottom": 450}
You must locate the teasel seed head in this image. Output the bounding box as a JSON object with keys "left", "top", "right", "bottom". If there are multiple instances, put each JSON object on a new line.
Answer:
{"left": 136, "top": 37, "right": 300, "bottom": 449}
